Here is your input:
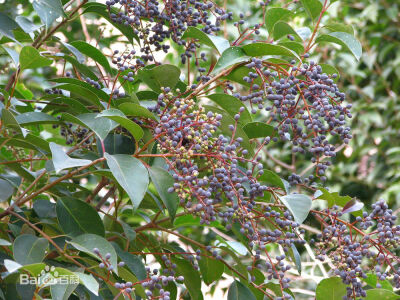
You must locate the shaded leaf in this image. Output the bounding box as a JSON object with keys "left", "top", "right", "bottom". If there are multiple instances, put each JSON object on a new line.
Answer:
{"left": 56, "top": 197, "right": 105, "bottom": 237}
{"left": 97, "top": 109, "right": 144, "bottom": 141}
{"left": 213, "top": 46, "right": 250, "bottom": 74}
{"left": 316, "top": 277, "right": 347, "bottom": 300}
{"left": 69, "top": 234, "right": 118, "bottom": 275}
{"left": 301, "top": 0, "right": 323, "bottom": 21}
{"left": 33, "top": 0, "right": 65, "bottom": 28}
{"left": 198, "top": 256, "right": 224, "bottom": 285}
{"left": 265, "top": 8, "right": 294, "bottom": 33}
{"left": 228, "top": 280, "right": 256, "bottom": 300}
{"left": 149, "top": 166, "right": 179, "bottom": 220}
{"left": 279, "top": 194, "right": 312, "bottom": 224}
{"left": 137, "top": 65, "right": 180, "bottom": 93}
{"left": 50, "top": 142, "right": 92, "bottom": 174}
{"left": 104, "top": 153, "right": 149, "bottom": 209}
{"left": 316, "top": 32, "right": 362, "bottom": 61}
{"left": 13, "top": 234, "right": 48, "bottom": 265}
{"left": 243, "top": 122, "right": 275, "bottom": 139}
{"left": 20, "top": 46, "right": 52, "bottom": 70}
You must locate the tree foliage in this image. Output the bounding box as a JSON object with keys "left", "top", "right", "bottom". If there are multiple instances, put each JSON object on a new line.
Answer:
{"left": 0, "top": 0, "right": 399, "bottom": 299}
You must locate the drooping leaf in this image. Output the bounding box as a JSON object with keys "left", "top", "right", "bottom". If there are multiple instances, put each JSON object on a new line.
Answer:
{"left": 149, "top": 166, "right": 179, "bottom": 220}
{"left": 20, "top": 46, "right": 52, "bottom": 70}
{"left": 15, "top": 16, "right": 42, "bottom": 34}
{"left": 69, "top": 234, "right": 118, "bottom": 275}
{"left": 104, "top": 153, "right": 149, "bottom": 209}
{"left": 50, "top": 142, "right": 92, "bottom": 174}
{"left": 0, "top": 12, "right": 19, "bottom": 40}
{"left": 315, "top": 277, "right": 347, "bottom": 300}
{"left": 279, "top": 194, "right": 312, "bottom": 224}
{"left": 198, "top": 256, "right": 224, "bottom": 285}
{"left": 182, "top": 26, "right": 230, "bottom": 54}
{"left": 316, "top": 32, "right": 362, "bottom": 61}
{"left": 56, "top": 197, "right": 105, "bottom": 237}
{"left": 73, "top": 272, "right": 99, "bottom": 296}
{"left": 15, "top": 112, "right": 58, "bottom": 125}
{"left": 0, "top": 179, "right": 14, "bottom": 202}
{"left": 70, "top": 40, "right": 113, "bottom": 74}
{"left": 227, "top": 280, "right": 256, "bottom": 300}
{"left": 113, "top": 244, "right": 147, "bottom": 280}
{"left": 173, "top": 258, "right": 202, "bottom": 300}
{"left": 242, "top": 42, "right": 300, "bottom": 61}
{"left": 97, "top": 133, "right": 135, "bottom": 156}
{"left": 13, "top": 234, "right": 48, "bottom": 265}
{"left": 32, "top": 0, "right": 65, "bottom": 28}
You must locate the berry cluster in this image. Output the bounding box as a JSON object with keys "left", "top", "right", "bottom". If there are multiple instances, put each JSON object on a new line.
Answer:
{"left": 106, "top": 0, "right": 230, "bottom": 62}
{"left": 236, "top": 59, "right": 352, "bottom": 182}
{"left": 149, "top": 87, "right": 306, "bottom": 292}
{"left": 314, "top": 201, "right": 400, "bottom": 299}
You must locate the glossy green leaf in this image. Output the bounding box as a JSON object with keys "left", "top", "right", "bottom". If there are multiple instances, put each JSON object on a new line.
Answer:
{"left": 228, "top": 280, "right": 256, "bottom": 300}
{"left": 70, "top": 40, "right": 113, "bottom": 73}
{"left": 1, "top": 109, "right": 27, "bottom": 137}
{"left": 279, "top": 194, "right": 312, "bottom": 224}
{"left": 52, "top": 83, "right": 102, "bottom": 107}
{"left": 104, "top": 153, "right": 149, "bottom": 209}
{"left": 20, "top": 46, "right": 52, "bottom": 70}
{"left": 137, "top": 64, "right": 180, "bottom": 93}
{"left": 118, "top": 102, "right": 157, "bottom": 120}
{"left": 15, "top": 16, "right": 42, "bottom": 34}
{"left": 50, "top": 281, "right": 78, "bottom": 300}
{"left": 56, "top": 197, "right": 105, "bottom": 237}
{"left": 198, "top": 256, "right": 224, "bottom": 285}
{"left": 15, "top": 112, "right": 58, "bottom": 125}
{"left": 301, "top": 0, "right": 323, "bottom": 21}
{"left": 242, "top": 43, "right": 300, "bottom": 61}
{"left": 265, "top": 8, "right": 294, "bottom": 33}
{"left": 50, "top": 142, "right": 92, "bottom": 174}
{"left": 0, "top": 12, "right": 19, "bottom": 39}
{"left": 173, "top": 258, "right": 202, "bottom": 300}
{"left": 50, "top": 77, "right": 109, "bottom": 101}
{"left": 259, "top": 169, "right": 285, "bottom": 190}
{"left": 82, "top": 2, "right": 138, "bottom": 43}
{"left": 278, "top": 41, "right": 305, "bottom": 55}
{"left": 73, "top": 272, "right": 99, "bottom": 296}
{"left": 13, "top": 234, "right": 48, "bottom": 265}
{"left": 113, "top": 244, "right": 147, "bottom": 280}
{"left": 316, "top": 32, "right": 362, "bottom": 61}
{"left": 365, "top": 289, "right": 399, "bottom": 300}
{"left": 363, "top": 273, "right": 393, "bottom": 291}
{"left": 213, "top": 47, "right": 250, "bottom": 74}
{"left": 2, "top": 46, "right": 19, "bottom": 66}
{"left": 273, "top": 22, "right": 302, "bottom": 41}
{"left": 69, "top": 234, "right": 118, "bottom": 275}
{"left": 149, "top": 166, "right": 179, "bottom": 220}
{"left": 315, "top": 277, "right": 347, "bottom": 300}
{"left": 182, "top": 26, "right": 230, "bottom": 54}
{"left": 0, "top": 179, "right": 14, "bottom": 202}
{"left": 323, "top": 23, "right": 354, "bottom": 35}
{"left": 320, "top": 63, "right": 340, "bottom": 81}
{"left": 32, "top": 0, "right": 65, "bottom": 28}
{"left": 243, "top": 122, "right": 275, "bottom": 139}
